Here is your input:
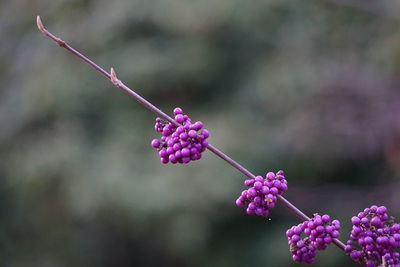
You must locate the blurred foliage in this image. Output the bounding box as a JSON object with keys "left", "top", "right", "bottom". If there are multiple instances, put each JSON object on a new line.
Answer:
{"left": 1, "top": 0, "right": 400, "bottom": 266}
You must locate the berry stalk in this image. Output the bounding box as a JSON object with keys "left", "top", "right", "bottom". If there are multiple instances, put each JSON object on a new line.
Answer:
{"left": 36, "top": 15, "right": 347, "bottom": 255}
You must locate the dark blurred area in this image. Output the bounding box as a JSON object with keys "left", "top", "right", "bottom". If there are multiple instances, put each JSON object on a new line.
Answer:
{"left": 1, "top": 0, "right": 400, "bottom": 266}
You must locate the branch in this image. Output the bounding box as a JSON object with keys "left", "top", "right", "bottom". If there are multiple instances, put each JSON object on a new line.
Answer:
{"left": 36, "top": 15, "right": 347, "bottom": 254}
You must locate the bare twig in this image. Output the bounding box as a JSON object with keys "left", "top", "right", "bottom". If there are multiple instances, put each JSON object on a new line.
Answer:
{"left": 36, "top": 15, "right": 349, "bottom": 256}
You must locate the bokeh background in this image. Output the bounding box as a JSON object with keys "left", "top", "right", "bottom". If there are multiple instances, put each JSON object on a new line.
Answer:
{"left": 1, "top": 0, "right": 400, "bottom": 266}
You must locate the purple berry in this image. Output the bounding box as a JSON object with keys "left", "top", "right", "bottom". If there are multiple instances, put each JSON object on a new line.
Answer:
{"left": 188, "top": 130, "right": 197, "bottom": 138}
{"left": 173, "top": 143, "right": 181, "bottom": 151}
{"left": 166, "top": 147, "right": 174, "bottom": 155}
{"left": 159, "top": 149, "right": 167, "bottom": 158}
{"left": 175, "top": 114, "right": 184, "bottom": 123}
{"left": 193, "top": 121, "right": 203, "bottom": 130}
{"left": 244, "top": 179, "right": 254, "bottom": 186}
{"left": 174, "top": 150, "right": 182, "bottom": 158}
{"left": 151, "top": 139, "right": 160, "bottom": 148}
{"left": 173, "top": 107, "right": 183, "bottom": 115}
{"left": 181, "top": 148, "right": 190, "bottom": 157}
{"left": 201, "top": 129, "right": 209, "bottom": 138}
{"left": 179, "top": 132, "right": 188, "bottom": 141}
{"left": 351, "top": 216, "right": 360, "bottom": 225}
{"left": 182, "top": 157, "right": 190, "bottom": 164}
{"left": 266, "top": 172, "right": 275, "bottom": 180}
{"left": 201, "top": 139, "right": 209, "bottom": 147}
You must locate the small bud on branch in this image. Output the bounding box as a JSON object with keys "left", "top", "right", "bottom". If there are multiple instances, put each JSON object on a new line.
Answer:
{"left": 36, "top": 16, "right": 45, "bottom": 33}
{"left": 110, "top": 67, "right": 119, "bottom": 86}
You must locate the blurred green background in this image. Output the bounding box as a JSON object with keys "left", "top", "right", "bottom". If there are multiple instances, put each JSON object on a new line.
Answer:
{"left": 1, "top": 0, "right": 400, "bottom": 266}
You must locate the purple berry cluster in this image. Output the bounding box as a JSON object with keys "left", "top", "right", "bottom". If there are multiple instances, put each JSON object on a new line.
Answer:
{"left": 345, "top": 205, "right": 400, "bottom": 267}
{"left": 151, "top": 107, "right": 210, "bottom": 164}
{"left": 235, "top": 171, "right": 288, "bottom": 217}
{"left": 286, "top": 214, "right": 341, "bottom": 264}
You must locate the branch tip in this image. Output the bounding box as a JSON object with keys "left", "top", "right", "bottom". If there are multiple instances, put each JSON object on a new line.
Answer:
{"left": 36, "top": 16, "right": 45, "bottom": 33}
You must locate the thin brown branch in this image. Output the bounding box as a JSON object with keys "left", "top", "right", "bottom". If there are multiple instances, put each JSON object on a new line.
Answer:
{"left": 36, "top": 15, "right": 352, "bottom": 261}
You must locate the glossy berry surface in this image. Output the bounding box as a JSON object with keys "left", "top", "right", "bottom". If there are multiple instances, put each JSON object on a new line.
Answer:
{"left": 235, "top": 170, "right": 288, "bottom": 217}
{"left": 345, "top": 205, "right": 400, "bottom": 267}
{"left": 151, "top": 107, "right": 209, "bottom": 164}
{"left": 286, "top": 214, "right": 341, "bottom": 264}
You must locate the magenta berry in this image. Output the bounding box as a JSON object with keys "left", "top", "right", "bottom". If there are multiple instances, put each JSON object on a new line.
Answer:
{"left": 151, "top": 107, "right": 210, "bottom": 164}
{"left": 151, "top": 139, "right": 160, "bottom": 148}
{"left": 173, "top": 107, "right": 183, "bottom": 115}
{"left": 345, "top": 205, "right": 400, "bottom": 266}
{"left": 287, "top": 214, "right": 341, "bottom": 264}
{"left": 235, "top": 170, "right": 288, "bottom": 217}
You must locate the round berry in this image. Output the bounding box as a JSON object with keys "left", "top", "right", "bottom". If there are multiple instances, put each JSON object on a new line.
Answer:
{"left": 188, "top": 130, "right": 197, "bottom": 138}
{"left": 151, "top": 139, "right": 160, "bottom": 148}
{"left": 173, "top": 107, "right": 183, "bottom": 115}
{"left": 175, "top": 114, "right": 184, "bottom": 124}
